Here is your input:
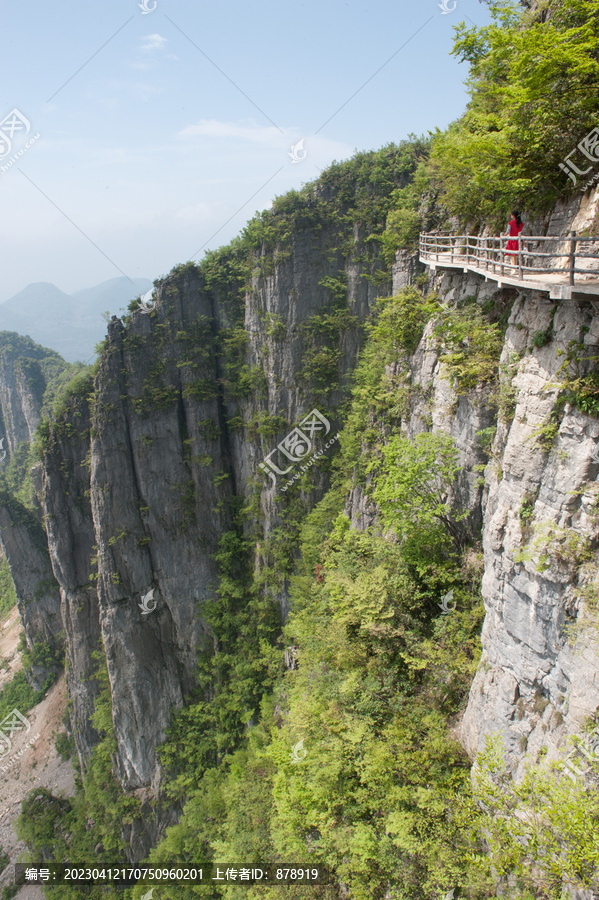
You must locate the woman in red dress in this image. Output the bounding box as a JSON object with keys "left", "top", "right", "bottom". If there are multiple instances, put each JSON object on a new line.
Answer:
{"left": 505, "top": 210, "right": 524, "bottom": 267}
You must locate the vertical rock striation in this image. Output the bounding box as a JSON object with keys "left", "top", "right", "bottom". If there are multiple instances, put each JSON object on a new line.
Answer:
{"left": 40, "top": 376, "right": 102, "bottom": 770}
{"left": 0, "top": 493, "right": 63, "bottom": 689}
{"left": 0, "top": 334, "right": 67, "bottom": 453}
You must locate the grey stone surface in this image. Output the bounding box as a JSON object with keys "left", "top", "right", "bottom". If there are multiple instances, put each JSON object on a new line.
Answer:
{"left": 2, "top": 167, "right": 599, "bottom": 872}
{"left": 36, "top": 210, "right": 394, "bottom": 821}
{"left": 40, "top": 386, "right": 101, "bottom": 773}
{"left": 0, "top": 497, "right": 63, "bottom": 690}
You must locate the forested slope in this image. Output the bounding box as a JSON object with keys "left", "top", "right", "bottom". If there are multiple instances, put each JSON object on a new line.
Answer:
{"left": 3, "top": 2, "right": 599, "bottom": 898}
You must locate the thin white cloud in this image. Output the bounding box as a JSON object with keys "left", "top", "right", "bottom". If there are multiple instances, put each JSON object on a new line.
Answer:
{"left": 177, "top": 119, "right": 355, "bottom": 169}
{"left": 173, "top": 201, "right": 228, "bottom": 225}
{"left": 141, "top": 33, "right": 167, "bottom": 52}
{"left": 179, "top": 119, "right": 287, "bottom": 145}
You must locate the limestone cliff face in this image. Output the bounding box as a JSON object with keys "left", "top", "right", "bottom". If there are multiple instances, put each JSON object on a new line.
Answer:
{"left": 0, "top": 335, "right": 65, "bottom": 453}
{"left": 347, "top": 184, "right": 599, "bottom": 778}
{"left": 90, "top": 291, "right": 229, "bottom": 790}
{"left": 392, "top": 188, "right": 599, "bottom": 774}
{"left": 0, "top": 357, "right": 42, "bottom": 451}
{"left": 0, "top": 494, "right": 63, "bottom": 690}
{"left": 15, "top": 159, "right": 599, "bottom": 866}
{"left": 461, "top": 293, "right": 599, "bottom": 773}
{"left": 458, "top": 190, "right": 599, "bottom": 773}
{"left": 41, "top": 212, "right": 386, "bottom": 801}
{"left": 40, "top": 382, "right": 102, "bottom": 771}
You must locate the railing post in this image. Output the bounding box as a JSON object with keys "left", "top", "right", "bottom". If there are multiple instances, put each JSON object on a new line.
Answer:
{"left": 517, "top": 234, "right": 523, "bottom": 281}
{"left": 500, "top": 235, "right": 504, "bottom": 277}
{"left": 569, "top": 231, "right": 577, "bottom": 285}
{"left": 450, "top": 235, "right": 454, "bottom": 264}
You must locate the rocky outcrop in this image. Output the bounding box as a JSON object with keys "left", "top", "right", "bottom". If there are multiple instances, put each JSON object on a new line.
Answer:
{"left": 0, "top": 334, "right": 66, "bottom": 453}
{"left": 76, "top": 179, "right": 599, "bottom": 798}
{"left": 5, "top": 145, "right": 596, "bottom": 874}
{"left": 0, "top": 493, "right": 63, "bottom": 689}
{"left": 345, "top": 184, "right": 599, "bottom": 780}
{"left": 40, "top": 378, "right": 102, "bottom": 771}
{"left": 432, "top": 187, "right": 599, "bottom": 774}
{"left": 461, "top": 290, "right": 599, "bottom": 776}
{"left": 89, "top": 293, "right": 230, "bottom": 790}
{"left": 24, "top": 202, "right": 381, "bottom": 807}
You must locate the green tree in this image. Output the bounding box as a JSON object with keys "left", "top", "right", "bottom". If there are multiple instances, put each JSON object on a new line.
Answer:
{"left": 430, "top": 0, "right": 599, "bottom": 225}
{"left": 0, "top": 558, "right": 16, "bottom": 620}
{"left": 473, "top": 732, "right": 599, "bottom": 895}
{"left": 373, "top": 431, "right": 467, "bottom": 551}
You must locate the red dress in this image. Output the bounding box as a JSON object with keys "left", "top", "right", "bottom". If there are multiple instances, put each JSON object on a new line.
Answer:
{"left": 506, "top": 220, "right": 524, "bottom": 254}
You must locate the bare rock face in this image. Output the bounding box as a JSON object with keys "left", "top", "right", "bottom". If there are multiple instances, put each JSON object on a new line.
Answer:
{"left": 40, "top": 377, "right": 102, "bottom": 772}
{"left": 461, "top": 292, "right": 599, "bottom": 775}
{"left": 90, "top": 284, "right": 230, "bottom": 790}
{"left": 350, "top": 188, "right": 599, "bottom": 780}
{"left": 454, "top": 187, "right": 599, "bottom": 773}
{"left": 0, "top": 335, "right": 66, "bottom": 453}
{"left": 13, "top": 158, "right": 599, "bottom": 865}
{"left": 385, "top": 273, "right": 599, "bottom": 777}
{"left": 83, "top": 226, "right": 384, "bottom": 791}
{"left": 0, "top": 493, "right": 63, "bottom": 689}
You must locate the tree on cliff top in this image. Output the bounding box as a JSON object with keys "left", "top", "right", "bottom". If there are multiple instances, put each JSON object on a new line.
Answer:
{"left": 430, "top": 0, "right": 599, "bottom": 225}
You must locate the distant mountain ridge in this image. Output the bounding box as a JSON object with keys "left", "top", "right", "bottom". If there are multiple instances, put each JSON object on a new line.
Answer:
{"left": 0, "top": 277, "right": 152, "bottom": 363}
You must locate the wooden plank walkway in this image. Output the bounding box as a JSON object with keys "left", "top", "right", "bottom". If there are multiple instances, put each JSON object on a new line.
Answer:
{"left": 419, "top": 233, "right": 599, "bottom": 299}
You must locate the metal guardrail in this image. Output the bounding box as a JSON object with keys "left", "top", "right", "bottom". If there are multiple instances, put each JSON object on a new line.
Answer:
{"left": 419, "top": 232, "right": 599, "bottom": 286}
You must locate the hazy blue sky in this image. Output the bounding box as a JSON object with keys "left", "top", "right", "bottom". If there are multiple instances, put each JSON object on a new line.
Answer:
{"left": 0, "top": 0, "right": 492, "bottom": 303}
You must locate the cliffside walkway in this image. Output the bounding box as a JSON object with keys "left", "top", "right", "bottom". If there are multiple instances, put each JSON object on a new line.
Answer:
{"left": 419, "top": 232, "right": 599, "bottom": 299}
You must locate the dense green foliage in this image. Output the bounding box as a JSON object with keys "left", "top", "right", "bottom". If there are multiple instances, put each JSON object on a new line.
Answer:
{"left": 473, "top": 733, "right": 599, "bottom": 893}
{"left": 339, "top": 287, "right": 439, "bottom": 480}
{"left": 372, "top": 431, "right": 469, "bottom": 553}
{"left": 12, "top": 2, "right": 599, "bottom": 895}
{"left": 429, "top": 0, "right": 599, "bottom": 226}
{"left": 0, "top": 671, "right": 44, "bottom": 725}
{"left": 434, "top": 301, "right": 504, "bottom": 394}
{"left": 138, "top": 494, "right": 490, "bottom": 900}
{"left": 0, "top": 558, "right": 16, "bottom": 620}
{"left": 0, "top": 334, "right": 87, "bottom": 509}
